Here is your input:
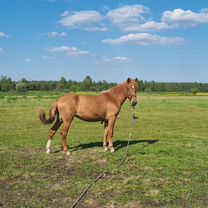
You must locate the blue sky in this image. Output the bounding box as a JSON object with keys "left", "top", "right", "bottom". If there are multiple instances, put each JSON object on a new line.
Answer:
{"left": 0, "top": 0, "right": 208, "bottom": 82}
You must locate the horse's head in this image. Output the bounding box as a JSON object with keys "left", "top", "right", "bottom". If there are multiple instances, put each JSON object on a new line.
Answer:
{"left": 126, "top": 78, "right": 138, "bottom": 107}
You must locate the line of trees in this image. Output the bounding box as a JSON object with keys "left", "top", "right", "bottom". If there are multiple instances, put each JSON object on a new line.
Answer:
{"left": 0, "top": 75, "right": 208, "bottom": 94}
{"left": 0, "top": 76, "right": 116, "bottom": 93}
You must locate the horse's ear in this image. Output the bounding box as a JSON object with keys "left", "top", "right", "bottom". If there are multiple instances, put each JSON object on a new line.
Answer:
{"left": 135, "top": 78, "right": 138, "bottom": 82}
{"left": 127, "top": 78, "right": 131, "bottom": 83}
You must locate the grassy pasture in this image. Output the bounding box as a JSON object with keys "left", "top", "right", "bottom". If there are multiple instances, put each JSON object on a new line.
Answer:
{"left": 0, "top": 92, "right": 208, "bottom": 208}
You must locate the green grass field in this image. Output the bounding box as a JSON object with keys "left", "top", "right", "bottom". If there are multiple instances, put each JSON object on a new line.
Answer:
{"left": 0, "top": 92, "right": 208, "bottom": 208}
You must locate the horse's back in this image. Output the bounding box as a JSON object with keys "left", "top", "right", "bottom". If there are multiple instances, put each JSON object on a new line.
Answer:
{"left": 58, "top": 93, "right": 78, "bottom": 104}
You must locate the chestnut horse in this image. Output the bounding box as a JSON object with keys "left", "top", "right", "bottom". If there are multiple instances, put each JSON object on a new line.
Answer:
{"left": 39, "top": 78, "right": 138, "bottom": 155}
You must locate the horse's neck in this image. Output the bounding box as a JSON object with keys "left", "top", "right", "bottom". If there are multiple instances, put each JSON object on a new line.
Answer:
{"left": 110, "top": 83, "right": 127, "bottom": 106}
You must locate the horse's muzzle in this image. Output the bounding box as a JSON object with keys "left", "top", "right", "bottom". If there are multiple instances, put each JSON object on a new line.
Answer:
{"left": 131, "top": 97, "right": 137, "bottom": 107}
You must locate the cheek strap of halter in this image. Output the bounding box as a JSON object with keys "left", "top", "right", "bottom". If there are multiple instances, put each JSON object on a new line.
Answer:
{"left": 126, "top": 88, "right": 132, "bottom": 99}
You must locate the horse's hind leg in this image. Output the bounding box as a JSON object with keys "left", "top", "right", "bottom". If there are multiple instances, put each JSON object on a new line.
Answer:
{"left": 46, "top": 119, "right": 62, "bottom": 153}
{"left": 103, "top": 121, "right": 109, "bottom": 151}
{"left": 61, "top": 115, "right": 74, "bottom": 155}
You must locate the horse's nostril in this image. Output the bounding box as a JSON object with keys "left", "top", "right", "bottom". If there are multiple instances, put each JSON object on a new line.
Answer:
{"left": 131, "top": 100, "right": 137, "bottom": 107}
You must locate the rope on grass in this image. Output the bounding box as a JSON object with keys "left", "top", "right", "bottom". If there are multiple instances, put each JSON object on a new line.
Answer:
{"left": 70, "top": 108, "right": 138, "bottom": 208}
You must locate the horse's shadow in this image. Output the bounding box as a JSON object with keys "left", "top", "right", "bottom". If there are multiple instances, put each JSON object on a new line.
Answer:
{"left": 73, "top": 139, "right": 158, "bottom": 152}
{"left": 53, "top": 139, "right": 159, "bottom": 153}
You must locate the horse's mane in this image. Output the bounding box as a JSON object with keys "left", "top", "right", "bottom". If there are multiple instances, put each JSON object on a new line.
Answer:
{"left": 100, "top": 82, "right": 126, "bottom": 94}
{"left": 100, "top": 89, "right": 110, "bottom": 94}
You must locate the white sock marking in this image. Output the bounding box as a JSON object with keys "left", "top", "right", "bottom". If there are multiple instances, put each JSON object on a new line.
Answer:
{"left": 46, "top": 140, "right": 52, "bottom": 153}
{"left": 66, "top": 151, "right": 71, "bottom": 156}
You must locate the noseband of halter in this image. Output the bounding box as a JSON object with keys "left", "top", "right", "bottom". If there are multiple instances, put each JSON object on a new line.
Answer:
{"left": 127, "top": 90, "right": 136, "bottom": 100}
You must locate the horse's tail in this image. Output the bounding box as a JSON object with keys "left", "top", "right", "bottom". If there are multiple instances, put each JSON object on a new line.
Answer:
{"left": 39, "top": 102, "right": 58, "bottom": 125}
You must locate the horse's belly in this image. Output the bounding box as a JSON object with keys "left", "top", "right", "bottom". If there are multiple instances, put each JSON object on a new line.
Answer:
{"left": 76, "top": 96, "right": 107, "bottom": 121}
{"left": 75, "top": 111, "right": 105, "bottom": 122}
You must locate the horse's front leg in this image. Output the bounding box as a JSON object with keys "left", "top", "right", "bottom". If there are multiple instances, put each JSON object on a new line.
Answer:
{"left": 108, "top": 116, "right": 116, "bottom": 153}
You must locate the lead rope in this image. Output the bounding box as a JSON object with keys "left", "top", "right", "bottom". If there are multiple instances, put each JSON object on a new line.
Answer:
{"left": 70, "top": 108, "right": 138, "bottom": 208}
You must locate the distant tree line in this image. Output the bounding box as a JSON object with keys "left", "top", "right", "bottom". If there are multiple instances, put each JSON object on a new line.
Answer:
{"left": 0, "top": 76, "right": 116, "bottom": 93}
{"left": 1, "top": 75, "right": 208, "bottom": 94}
{"left": 137, "top": 80, "right": 208, "bottom": 94}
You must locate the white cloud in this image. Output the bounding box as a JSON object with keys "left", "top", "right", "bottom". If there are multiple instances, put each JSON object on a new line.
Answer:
{"left": 162, "top": 8, "right": 208, "bottom": 26}
{"left": 101, "top": 56, "right": 130, "bottom": 63}
{"left": 59, "top": 10, "right": 103, "bottom": 28}
{"left": 106, "top": 5, "right": 174, "bottom": 32}
{"left": 123, "top": 21, "right": 173, "bottom": 32}
{"left": 0, "top": 48, "right": 4, "bottom": 54}
{"left": 84, "top": 26, "right": 108, "bottom": 31}
{"left": 60, "top": 10, "right": 70, "bottom": 17}
{"left": 102, "top": 33, "right": 185, "bottom": 45}
{"left": 42, "top": 55, "right": 55, "bottom": 60}
{"left": 40, "top": 31, "right": 68, "bottom": 38}
{"left": 106, "top": 6, "right": 208, "bottom": 32}
{"left": 48, "top": 45, "right": 90, "bottom": 57}
{"left": 25, "top": 58, "right": 31, "bottom": 62}
{"left": 47, "top": 32, "right": 68, "bottom": 38}
{"left": 107, "top": 5, "right": 149, "bottom": 27}
{"left": 48, "top": 45, "right": 70, "bottom": 52}
{"left": 58, "top": 6, "right": 208, "bottom": 33}
{"left": 0, "top": 32, "right": 9, "bottom": 38}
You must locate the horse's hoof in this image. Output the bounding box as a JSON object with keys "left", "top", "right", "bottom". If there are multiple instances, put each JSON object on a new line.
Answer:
{"left": 66, "top": 151, "right": 71, "bottom": 156}
{"left": 104, "top": 146, "right": 109, "bottom": 151}
{"left": 46, "top": 149, "right": 51, "bottom": 154}
{"left": 110, "top": 147, "right": 115, "bottom": 153}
